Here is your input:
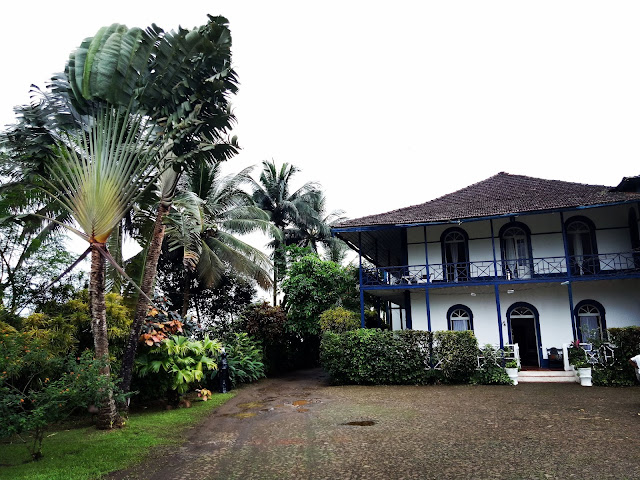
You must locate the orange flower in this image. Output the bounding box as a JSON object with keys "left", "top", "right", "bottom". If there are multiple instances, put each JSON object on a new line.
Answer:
{"left": 20, "top": 399, "right": 24, "bottom": 403}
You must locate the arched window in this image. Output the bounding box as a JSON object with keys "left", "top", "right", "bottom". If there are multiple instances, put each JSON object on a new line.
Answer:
{"left": 500, "top": 222, "right": 532, "bottom": 279}
{"left": 441, "top": 228, "right": 469, "bottom": 282}
{"left": 575, "top": 300, "right": 607, "bottom": 342}
{"left": 565, "top": 216, "right": 599, "bottom": 275}
{"left": 447, "top": 304, "right": 473, "bottom": 331}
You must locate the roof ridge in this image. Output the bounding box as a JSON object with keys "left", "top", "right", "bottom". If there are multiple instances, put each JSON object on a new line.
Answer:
{"left": 334, "top": 172, "right": 640, "bottom": 229}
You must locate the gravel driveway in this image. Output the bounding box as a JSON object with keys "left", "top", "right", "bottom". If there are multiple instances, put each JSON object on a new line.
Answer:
{"left": 110, "top": 369, "right": 640, "bottom": 480}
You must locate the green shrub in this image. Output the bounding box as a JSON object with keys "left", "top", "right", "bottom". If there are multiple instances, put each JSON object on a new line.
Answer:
{"left": 219, "top": 333, "right": 265, "bottom": 386}
{"left": 0, "top": 350, "right": 125, "bottom": 460}
{"left": 238, "top": 302, "right": 293, "bottom": 373}
{"left": 136, "top": 336, "right": 222, "bottom": 401}
{"left": 321, "top": 329, "right": 479, "bottom": 385}
{"left": 319, "top": 307, "right": 360, "bottom": 333}
{"left": 593, "top": 326, "right": 640, "bottom": 386}
{"left": 472, "top": 344, "right": 512, "bottom": 385}
{"left": 433, "top": 330, "right": 479, "bottom": 383}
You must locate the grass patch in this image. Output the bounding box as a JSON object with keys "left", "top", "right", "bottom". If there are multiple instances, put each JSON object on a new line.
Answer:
{"left": 0, "top": 392, "right": 235, "bottom": 480}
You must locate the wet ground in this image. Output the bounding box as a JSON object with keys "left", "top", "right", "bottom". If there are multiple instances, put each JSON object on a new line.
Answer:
{"left": 110, "top": 369, "right": 640, "bottom": 480}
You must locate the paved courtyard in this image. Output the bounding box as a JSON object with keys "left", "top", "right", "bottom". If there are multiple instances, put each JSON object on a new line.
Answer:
{"left": 111, "top": 369, "right": 640, "bottom": 480}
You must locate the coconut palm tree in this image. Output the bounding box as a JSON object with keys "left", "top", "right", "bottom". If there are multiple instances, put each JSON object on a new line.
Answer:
{"left": 164, "top": 163, "right": 277, "bottom": 315}
{"left": 284, "top": 192, "right": 346, "bottom": 255}
{"left": 249, "top": 160, "right": 321, "bottom": 305}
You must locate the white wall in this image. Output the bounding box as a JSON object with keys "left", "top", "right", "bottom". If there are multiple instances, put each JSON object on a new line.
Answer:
{"left": 404, "top": 204, "right": 636, "bottom": 275}
{"left": 405, "top": 279, "right": 640, "bottom": 358}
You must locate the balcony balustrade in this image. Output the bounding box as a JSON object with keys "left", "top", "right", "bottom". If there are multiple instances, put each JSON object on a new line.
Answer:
{"left": 361, "top": 252, "right": 640, "bottom": 287}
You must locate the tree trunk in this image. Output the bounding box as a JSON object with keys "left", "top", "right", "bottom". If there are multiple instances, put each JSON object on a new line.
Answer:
{"left": 272, "top": 261, "right": 277, "bottom": 306}
{"left": 181, "top": 266, "right": 190, "bottom": 317}
{"left": 89, "top": 244, "right": 120, "bottom": 429}
{"left": 119, "top": 202, "right": 170, "bottom": 397}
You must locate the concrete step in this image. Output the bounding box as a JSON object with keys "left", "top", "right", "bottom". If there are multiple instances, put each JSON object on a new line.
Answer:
{"left": 518, "top": 370, "right": 576, "bottom": 383}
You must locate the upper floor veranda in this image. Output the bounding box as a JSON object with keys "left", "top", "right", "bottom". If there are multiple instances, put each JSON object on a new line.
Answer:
{"left": 336, "top": 202, "right": 640, "bottom": 290}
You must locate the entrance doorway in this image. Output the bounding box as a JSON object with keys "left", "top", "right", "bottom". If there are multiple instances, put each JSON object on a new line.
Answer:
{"left": 507, "top": 304, "right": 540, "bottom": 367}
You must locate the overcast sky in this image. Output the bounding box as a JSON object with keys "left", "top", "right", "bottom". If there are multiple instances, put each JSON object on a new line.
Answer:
{"left": 2, "top": 1, "right": 639, "bottom": 252}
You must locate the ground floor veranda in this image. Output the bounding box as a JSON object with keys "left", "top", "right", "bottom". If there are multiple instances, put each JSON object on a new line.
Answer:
{"left": 363, "top": 278, "right": 640, "bottom": 369}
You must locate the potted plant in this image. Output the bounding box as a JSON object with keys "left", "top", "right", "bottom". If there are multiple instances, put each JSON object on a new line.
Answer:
{"left": 504, "top": 360, "right": 519, "bottom": 385}
{"left": 568, "top": 341, "right": 592, "bottom": 387}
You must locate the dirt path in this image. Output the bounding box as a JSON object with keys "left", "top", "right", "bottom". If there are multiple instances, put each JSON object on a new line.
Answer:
{"left": 110, "top": 370, "right": 640, "bottom": 480}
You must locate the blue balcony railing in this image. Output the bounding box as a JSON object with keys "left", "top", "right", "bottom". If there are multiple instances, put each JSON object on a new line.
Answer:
{"left": 361, "top": 251, "right": 640, "bottom": 287}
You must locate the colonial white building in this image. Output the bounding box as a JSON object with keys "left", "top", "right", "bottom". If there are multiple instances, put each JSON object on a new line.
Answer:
{"left": 333, "top": 173, "right": 640, "bottom": 368}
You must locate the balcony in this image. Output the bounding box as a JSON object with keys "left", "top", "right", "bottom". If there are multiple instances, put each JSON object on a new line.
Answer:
{"left": 361, "top": 252, "right": 640, "bottom": 287}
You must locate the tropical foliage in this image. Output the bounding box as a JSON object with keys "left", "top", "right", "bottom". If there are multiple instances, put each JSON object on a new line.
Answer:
{"left": 136, "top": 335, "right": 222, "bottom": 396}
{"left": 281, "top": 249, "right": 358, "bottom": 337}
{"left": 163, "top": 163, "right": 274, "bottom": 315}
{"left": 250, "top": 160, "right": 321, "bottom": 304}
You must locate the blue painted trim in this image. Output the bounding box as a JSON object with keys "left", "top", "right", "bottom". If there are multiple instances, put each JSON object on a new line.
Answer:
{"left": 424, "top": 226, "right": 432, "bottom": 331}
{"left": 358, "top": 233, "right": 365, "bottom": 328}
{"left": 440, "top": 227, "right": 470, "bottom": 281}
{"left": 506, "top": 302, "right": 543, "bottom": 367}
{"left": 560, "top": 212, "right": 577, "bottom": 339}
{"left": 565, "top": 215, "right": 600, "bottom": 275}
{"left": 404, "top": 290, "right": 413, "bottom": 329}
{"left": 498, "top": 221, "right": 535, "bottom": 277}
{"left": 494, "top": 285, "right": 504, "bottom": 348}
{"left": 490, "top": 219, "right": 499, "bottom": 279}
{"left": 574, "top": 299, "right": 607, "bottom": 341}
{"left": 446, "top": 304, "right": 474, "bottom": 331}
{"left": 331, "top": 199, "right": 640, "bottom": 234}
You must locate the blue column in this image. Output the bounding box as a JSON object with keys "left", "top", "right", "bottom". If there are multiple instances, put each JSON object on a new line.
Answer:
{"left": 404, "top": 290, "right": 413, "bottom": 330}
{"left": 423, "top": 226, "right": 432, "bottom": 331}
{"left": 491, "top": 220, "right": 503, "bottom": 347}
{"left": 560, "top": 212, "right": 577, "bottom": 339}
{"left": 494, "top": 284, "right": 504, "bottom": 348}
{"left": 490, "top": 219, "right": 499, "bottom": 279}
{"left": 358, "top": 232, "right": 365, "bottom": 328}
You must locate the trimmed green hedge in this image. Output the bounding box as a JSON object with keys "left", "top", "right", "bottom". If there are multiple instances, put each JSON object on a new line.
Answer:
{"left": 320, "top": 329, "right": 478, "bottom": 385}
{"left": 593, "top": 326, "right": 640, "bottom": 386}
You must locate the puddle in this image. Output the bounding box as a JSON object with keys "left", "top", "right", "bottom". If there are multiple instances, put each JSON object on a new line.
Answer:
{"left": 237, "top": 402, "right": 265, "bottom": 409}
{"left": 342, "top": 420, "right": 376, "bottom": 426}
{"left": 293, "top": 400, "right": 309, "bottom": 406}
{"left": 232, "top": 412, "right": 257, "bottom": 419}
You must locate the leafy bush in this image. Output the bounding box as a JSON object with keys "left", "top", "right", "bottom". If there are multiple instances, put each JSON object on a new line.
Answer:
{"left": 433, "top": 330, "right": 479, "bottom": 383}
{"left": 319, "top": 307, "right": 360, "bottom": 333}
{"left": 472, "top": 344, "right": 512, "bottom": 385}
{"left": 221, "top": 333, "right": 265, "bottom": 386}
{"left": 321, "top": 329, "right": 480, "bottom": 385}
{"left": 136, "top": 336, "right": 222, "bottom": 401}
{"left": 0, "top": 350, "right": 124, "bottom": 460}
{"left": 238, "top": 302, "right": 292, "bottom": 373}
{"left": 282, "top": 252, "right": 358, "bottom": 337}
{"left": 593, "top": 326, "right": 640, "bottom": 386}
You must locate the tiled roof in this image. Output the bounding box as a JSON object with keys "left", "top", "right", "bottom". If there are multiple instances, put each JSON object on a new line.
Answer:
{"left": 335, "top": 172, "right": 640, "bottom": 228}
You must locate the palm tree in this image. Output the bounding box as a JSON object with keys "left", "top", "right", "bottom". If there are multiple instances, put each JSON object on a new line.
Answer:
{"left": 119, "top": 17, "right": 240, "bottom": 397}
{"left": 250, "top": 160, "right": 321, "bottom": 305}
{"left": 164, "top": 163, "right": 276, "bottom": 315}
{"left": 284, "top": 192, "right": 346, "bottom": 255}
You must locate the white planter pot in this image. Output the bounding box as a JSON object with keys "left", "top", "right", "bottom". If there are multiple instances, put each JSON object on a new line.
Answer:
{"left": 505, "top": 367, "right": 518, "bottom": 385}
{"left": 577, "top": 367, "right": 592, "bottom": 387}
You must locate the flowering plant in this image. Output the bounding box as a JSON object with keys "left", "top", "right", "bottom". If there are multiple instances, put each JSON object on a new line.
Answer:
{"left": 196, "top": 388, "right": 212, "bottom": 401}
{"left": 568, "top": 340, "right": 589, "bottom": 368}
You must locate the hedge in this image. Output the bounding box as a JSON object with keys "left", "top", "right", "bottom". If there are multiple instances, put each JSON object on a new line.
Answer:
{"left": 593, "top": 326, "right": 640, "bottom": 386}
{"left": 320, "top": 329, "right": 478, "bottom": 385}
